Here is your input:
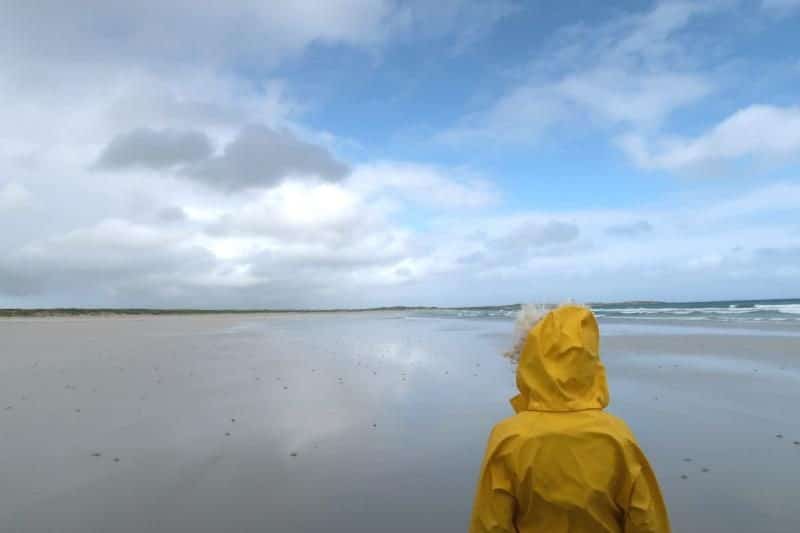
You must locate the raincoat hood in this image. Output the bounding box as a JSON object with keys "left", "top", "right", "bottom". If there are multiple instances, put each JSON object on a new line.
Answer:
{"left": 510, "top": 305, "right": 609, "bottom": 413}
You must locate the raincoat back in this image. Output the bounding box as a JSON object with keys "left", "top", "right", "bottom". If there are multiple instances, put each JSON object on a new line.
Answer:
{"left": 469, "top": 305, "right": 670, "bottom": 533}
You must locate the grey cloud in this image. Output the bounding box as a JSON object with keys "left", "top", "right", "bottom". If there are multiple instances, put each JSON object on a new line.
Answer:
{"left": 156, "top": 206, "right": 188, "bottom": 223}
{"left": 0, "top": 205, "right": 415, "bottom": 306}
{"left": 0, "top": 1, "right": 391, "bottom": 72}
{"left": 462, "top": 220, "right": 580, "bottom": 269}
{"left": 0, "top": 220, "right": 216, "bottom": 299}
{"left": 250, "top": 239, "right": 407, "bottom": 278}
{"left": 493, "top": 221, "right": 580, "bottom": 251}
{"left": 753, "top": 246, "right": 800, "bottom": 263}
{"left": 606, "top": 220, "right": 653, "bottom": 237}
{"left": 186, "top": 126, "right": 349, "bottom": 191}
{"left": 0, "top": 263, "right": 41, "bottom": 297}
{"left": 248, "top": 254, "right": 386, "bottom": 288}
{"left": 94, "top": 124, "right": 348, "bottom": 191}
{"left": 96, "top": 128, "right": 213, "bottom": 170}
{"left": 1, "top": 1, "right": 509, "bottom": 75}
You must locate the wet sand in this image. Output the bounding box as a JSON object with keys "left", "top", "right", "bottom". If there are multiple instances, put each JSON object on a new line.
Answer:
{"left": 1, "top": 314, "right": 799, "bottom": 532}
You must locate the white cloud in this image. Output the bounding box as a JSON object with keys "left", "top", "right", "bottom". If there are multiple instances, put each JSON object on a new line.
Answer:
{"left": 620, "top": 105, "right": 800, "bottom": 172}
{"left": 389, "top": 0, "right": 519, "bottom": 53}
{"left": 700, "top": 182, "right": 800, "bottom": 219}
{"left": 1, "top": 1, "right": 799, "bottom": 307}
{"left": 348, "top": 161, "right": 498, "bottom": 209}
{"left": 557, "top": 68, "right": 711, "bottom": 128}
{"left": 762, "top": 0, "right": 800, "bottom": 11}
{"left": 442, "top": 1, "right": 717, "bottom": 144}
{"left": 208, "top": 181, "right": 369, "bottom": 242}
{"left": 0, "top": 182, "right": 31, "bottom": 211}
{"left": 438, "top": 86, "right": 569, "bottom": 144}
{"left": 2, "top": 180, "right": 800, "bottom": 306}
{"left": 605, "top": 220, "right": 653, "bottom": 237}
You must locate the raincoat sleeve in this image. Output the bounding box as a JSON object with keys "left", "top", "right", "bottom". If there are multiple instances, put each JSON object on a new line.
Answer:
{"left": 469, "top": 429, "right": 518, "bottom": 533}
{"left": 624, "top": 458, "right": 670, "bottom": 533}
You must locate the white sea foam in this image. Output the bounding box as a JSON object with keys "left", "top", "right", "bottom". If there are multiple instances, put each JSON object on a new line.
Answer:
{"left": 754, "top": 303, "right": 800, "bottom": 315}
{"left": 415, "top": 300, "right": 800, "bottom": 323}
{"left": 590, "top": 303, "right": 800, "bottom": 321}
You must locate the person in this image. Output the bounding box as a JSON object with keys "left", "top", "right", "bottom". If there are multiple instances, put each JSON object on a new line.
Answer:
{"left": 469, "top": 304, "right": 670, "bottom": 532}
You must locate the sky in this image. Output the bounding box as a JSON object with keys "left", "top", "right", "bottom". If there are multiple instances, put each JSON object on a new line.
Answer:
{"left": 1, "top": 0, "right": 800, "bottom": 309}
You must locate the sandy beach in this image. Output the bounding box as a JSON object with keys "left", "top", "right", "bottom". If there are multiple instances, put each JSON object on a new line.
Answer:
{"left": 1, "top": 313, "right": 798, "bottom": 532}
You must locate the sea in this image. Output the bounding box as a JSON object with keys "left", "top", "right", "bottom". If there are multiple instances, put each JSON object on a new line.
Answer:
{"left": 408, "top": 298, "right": 800, "bottom": 323}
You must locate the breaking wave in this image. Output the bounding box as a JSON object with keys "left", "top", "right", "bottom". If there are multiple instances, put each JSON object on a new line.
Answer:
{"left": 408, "top": 300, "right": 800, "bottom": 323}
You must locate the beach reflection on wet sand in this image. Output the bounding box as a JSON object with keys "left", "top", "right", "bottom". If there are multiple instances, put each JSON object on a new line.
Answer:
{"left": 1, "top": 313, "right": 798, "bottom": 532}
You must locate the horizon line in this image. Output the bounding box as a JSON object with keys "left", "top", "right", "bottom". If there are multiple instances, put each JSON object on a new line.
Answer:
{"left": 1, "top": 297, "right": 797, "bottom": 316}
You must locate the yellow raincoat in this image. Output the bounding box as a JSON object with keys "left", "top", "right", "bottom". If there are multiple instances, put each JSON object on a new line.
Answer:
{"left": 470, "top": 305, "right": 670, "bottom": 532}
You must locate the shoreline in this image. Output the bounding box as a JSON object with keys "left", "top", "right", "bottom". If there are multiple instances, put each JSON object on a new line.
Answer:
{"left": 4, "top": 311, "right": 799, "bottom": 334}
{"left": 2, "top": 297, "right": 799, "bottom": 318}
